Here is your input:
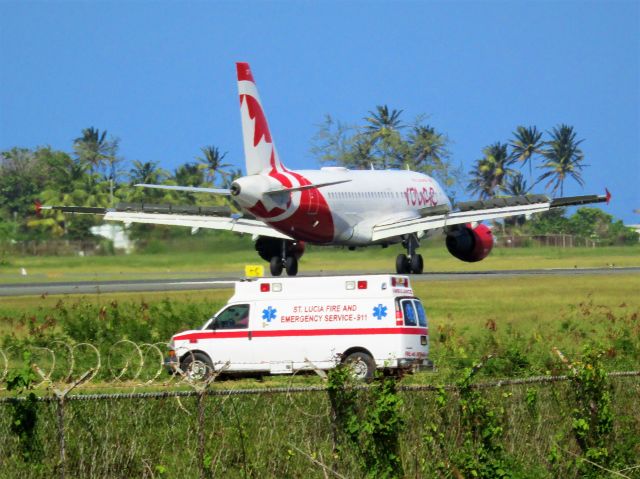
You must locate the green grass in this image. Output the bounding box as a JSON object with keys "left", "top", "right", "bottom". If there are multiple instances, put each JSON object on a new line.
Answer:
{"left": 1, "top": 273, "right": 638, "bottom": 389}
{"left": 1, "top": 234, "right": 638, "bottom": 283}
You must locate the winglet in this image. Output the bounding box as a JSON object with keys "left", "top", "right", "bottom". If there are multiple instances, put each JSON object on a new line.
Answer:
{"left": 605, "top": 188, "right": 611, "bottom": 205}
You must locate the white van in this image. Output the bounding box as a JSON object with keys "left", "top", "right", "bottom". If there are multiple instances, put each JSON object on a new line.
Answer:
{"left": 166, "top": 275, "right": 429, "bottom": 379}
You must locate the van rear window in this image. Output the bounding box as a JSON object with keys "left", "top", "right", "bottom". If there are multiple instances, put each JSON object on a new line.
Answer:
{"left": 400, "top": 299, "right": 427, "bottom": 327}
{"left": 402, "top": 300, "right": 417, "bottom": 326}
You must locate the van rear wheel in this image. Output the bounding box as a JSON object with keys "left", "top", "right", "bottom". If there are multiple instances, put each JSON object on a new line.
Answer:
{"left": 344, "top": 352, "right": 375, "bottom": 380}
{"left": 181, "top": 352, "right": 214, "bottom": 381}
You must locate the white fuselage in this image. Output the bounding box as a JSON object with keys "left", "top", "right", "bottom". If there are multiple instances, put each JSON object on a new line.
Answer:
{"left": 234, "top": 167, "right": 450, "bottom": 245}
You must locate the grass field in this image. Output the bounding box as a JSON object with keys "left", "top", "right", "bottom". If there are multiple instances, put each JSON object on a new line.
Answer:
{"left": 1, "top": 257, "right": 639, "bottom": 477}
{"left": 1, "top": 272, "right": 638, "bottom": 387}
{"left": 1, "top": 234, "right": 638, "bottom": 283}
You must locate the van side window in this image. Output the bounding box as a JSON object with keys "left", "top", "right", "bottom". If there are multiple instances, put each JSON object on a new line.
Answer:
{"left": 414, "top": 300, "right": 427, "bottom": 327}
{"left": 402, "top": 300, "right": 417, "bottom": 326}
{"left": 214, "top": 304, "right": 250, "bottom": 330}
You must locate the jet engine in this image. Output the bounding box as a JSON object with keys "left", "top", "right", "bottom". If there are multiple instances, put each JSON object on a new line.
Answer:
{"left": 445, "top": 223, "right": 493, "bottom": 262}
{"left": 254, "top": 236, "right": 305, "bottom": 262}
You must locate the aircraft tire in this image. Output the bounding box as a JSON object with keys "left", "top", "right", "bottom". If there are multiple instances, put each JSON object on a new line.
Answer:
{"left": 284, "top": 256, "right": 298, "bottom": 276}
{"left": 410, "top": 254, "right": 424, "bottom": 274}
{"left": 270, "top": 256, "right": 283, "bottom": 276}
{"left": 396, "top": 254, "right": 409, "bottom": 274}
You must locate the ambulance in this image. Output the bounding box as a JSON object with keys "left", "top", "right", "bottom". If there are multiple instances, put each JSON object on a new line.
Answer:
{"left": 166, "top": 275, "right": 429, "bottom": 379}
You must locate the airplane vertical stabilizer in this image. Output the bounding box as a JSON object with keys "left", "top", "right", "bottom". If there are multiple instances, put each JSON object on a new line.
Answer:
{"left": 236, "top": 62, "right": 284, "bottom": 175}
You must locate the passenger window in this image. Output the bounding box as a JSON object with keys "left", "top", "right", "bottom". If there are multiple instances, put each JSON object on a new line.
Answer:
{"left": 402, "top": 300, "right": 417, "bottom": 326}
{"left": 414, "top": 300, "right": 427, "bottom": 327}
{"left": 214, "top": 304, "right": 250, "bottom": 330}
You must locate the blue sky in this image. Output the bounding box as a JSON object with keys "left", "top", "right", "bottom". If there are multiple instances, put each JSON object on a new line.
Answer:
{"left": 1, "top": 0, "right": 638, "bottom": 222}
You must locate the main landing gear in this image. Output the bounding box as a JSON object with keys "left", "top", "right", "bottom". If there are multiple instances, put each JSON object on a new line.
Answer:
{"left": 396, "top": 234, "right": 424, "bottom": 274}
{"left": 269, "top": 241, "right": 299, "bottom": 277}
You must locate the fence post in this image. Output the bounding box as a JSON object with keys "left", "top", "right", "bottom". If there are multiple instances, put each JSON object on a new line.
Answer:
{"left": 57, "top": 396, "right": 66, "bottom": 479}
{"left": 197, "top": 391, "right": 206, "bottom": 479}
{"left": 33, "top": 366, "right": 94, "bottom": 479}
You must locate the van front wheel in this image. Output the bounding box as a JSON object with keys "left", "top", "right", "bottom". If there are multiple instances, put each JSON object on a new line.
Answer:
{"left": 181, "top": 352, "right": 214, "bottom": 381}
{"left": 344, "top": 352, "right": 375, "bottom": 380}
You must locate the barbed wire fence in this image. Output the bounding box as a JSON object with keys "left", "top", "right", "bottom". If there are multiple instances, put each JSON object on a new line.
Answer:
{"left": 1, "top": 342, "right": 639, "bottom": 478}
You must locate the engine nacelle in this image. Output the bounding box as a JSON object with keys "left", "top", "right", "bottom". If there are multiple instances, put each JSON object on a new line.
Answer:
{"left": 445, "top": 223, "right": 493, "bottom": 262}
{"left": 254, "top": 236, "right": 305, "bottom": 262}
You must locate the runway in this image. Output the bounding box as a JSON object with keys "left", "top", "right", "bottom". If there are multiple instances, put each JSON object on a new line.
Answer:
{"left": 1, "top": 267, "right": 638, "bottom": 297}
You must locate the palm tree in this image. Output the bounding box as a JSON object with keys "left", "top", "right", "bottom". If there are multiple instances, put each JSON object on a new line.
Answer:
{"left": 129, "top": 160, "right": 166, "bottom": 185}
{"left": 174, "top": 162, "right": 204, "bottom": 187}
{"left": 537, "top": 124, "right": 585, "bottom": 197}
{"left": 509, "top": 126, "right": 543, "bottom": 175}
{"left": 73, "top": 127, "right": 118, "bottom": 175}
{"left": 408, "top": 125, "right": 450, "bottom": 170}
{"left": 197, "top": 146, "right": 231, "bottom": 186}
{"left": 365, "top": 105, "right": 404, "bottom": 136}
{"left": 467, "top": 143, "right": 516, "bottom": 199}
{"left": 501, "top": 172, "right": 529, "bottom": 197}
{"left": 364, "top": 105, "right": 405, "bottom": 169}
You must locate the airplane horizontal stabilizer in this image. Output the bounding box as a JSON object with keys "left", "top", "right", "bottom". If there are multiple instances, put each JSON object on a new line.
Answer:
{"left": 263, "top": 179, "right": 352, "bottom": 196}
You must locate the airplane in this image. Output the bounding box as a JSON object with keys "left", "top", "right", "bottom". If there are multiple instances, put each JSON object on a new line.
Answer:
{"left": 46, "top": 62, "right": 610, "bottom": 276}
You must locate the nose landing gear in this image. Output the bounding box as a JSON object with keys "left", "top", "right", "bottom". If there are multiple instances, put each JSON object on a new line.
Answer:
{"left": 396, "top": 234, "right": 424, "bottom": 274}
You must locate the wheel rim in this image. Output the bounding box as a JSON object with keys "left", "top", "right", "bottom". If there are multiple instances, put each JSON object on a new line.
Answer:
{"left": 349, "top": 358, "right": 369, "bottom": 379}
{"left": 187, "top": 360, "right": 208, "bottom": 381}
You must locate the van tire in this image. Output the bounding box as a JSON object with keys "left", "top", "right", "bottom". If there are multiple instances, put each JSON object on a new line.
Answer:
{"left": 270, "top": 256, "right": 283, "bottom": 276}
{"left": 344, "top": 352, "right": 376, "bottom": 380}
{"left": 181, "top": 352, "right": 214, "bottom": 381}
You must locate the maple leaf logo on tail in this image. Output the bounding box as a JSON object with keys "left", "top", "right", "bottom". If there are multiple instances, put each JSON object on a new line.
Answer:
{"left": 237, "top": 62, "right": 285, "bottom": 175}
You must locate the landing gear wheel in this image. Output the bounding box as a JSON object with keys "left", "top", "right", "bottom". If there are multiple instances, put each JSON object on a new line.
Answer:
{"left": 396, "top": 254, "right": 409, "bottom": 274}
{"left": 284, "top": 256, "right": 298, "bottom": 276}
{"left": 270, "top": 256, "right": 283, "bottom": 276}
{"left": 410, "top": 254, "right": 424, "bottom": 274}
{"left": 343, "top": 351, "right": 375, "bottom": 380}
{"left": 181, "top": 352, "right": 214, "bottom": 381}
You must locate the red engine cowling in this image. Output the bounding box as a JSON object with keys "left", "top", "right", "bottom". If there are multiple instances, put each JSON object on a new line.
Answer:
{"left": 445, "top": 223, "right": 493, "bottom": 262}
{"left": 254, "top": 237, "right": 305, "bottom": 262}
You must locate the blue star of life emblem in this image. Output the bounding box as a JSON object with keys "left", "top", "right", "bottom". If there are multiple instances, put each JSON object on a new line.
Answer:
{"left": 262, "top": 306, "right": 277, "bottom": 322}
{"left": 373, "top": 304, "right": 387, "bottom": 320}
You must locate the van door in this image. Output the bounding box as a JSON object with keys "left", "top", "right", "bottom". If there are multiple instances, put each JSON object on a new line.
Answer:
{"left": 398, "top": 298, "right": 429, "bottom": 356}
{"left": 207, "top": 304, "right": 255, "bottom": 371}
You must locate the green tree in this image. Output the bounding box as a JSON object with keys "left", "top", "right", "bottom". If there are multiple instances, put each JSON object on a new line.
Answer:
{"left": 538, "top": 124, "right": 585, "bottom": 197}
{"left": 197, "top": 146, "right": 231, "bottom": 186}
{"left": 509, "top": 125, "right": 543, "bottom": 176}
{"left": 310, "top": 108, "right": 460, "bottom": 193}
{"left": 73, "top": 127, "right": 119, "bottom": 176}
{"left": 467, "top": 143, "right": 516, "bottom": 199}
{"left": 364, "top": 105, "right": 406, "bottom": 169}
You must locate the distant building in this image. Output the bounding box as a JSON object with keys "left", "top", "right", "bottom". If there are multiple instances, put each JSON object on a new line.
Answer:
{"left": 90, "top": 224, "right": 133, "bottom": 253}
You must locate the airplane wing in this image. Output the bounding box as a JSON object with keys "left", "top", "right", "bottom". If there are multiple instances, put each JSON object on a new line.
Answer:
{"left": 371, "top": 192, "right": 610, "bottom": 242}
{"left": 43, "top": 203, "right": 293, "bottom": 240}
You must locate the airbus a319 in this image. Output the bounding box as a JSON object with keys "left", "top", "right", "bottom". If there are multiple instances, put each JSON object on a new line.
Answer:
{"left": 48, "top": 62, "right": 609, "bottom": 276}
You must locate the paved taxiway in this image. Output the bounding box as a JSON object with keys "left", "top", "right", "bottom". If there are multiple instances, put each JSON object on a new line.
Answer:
{"left": 0, "top": 267, "right": 638, "bottom": 297}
